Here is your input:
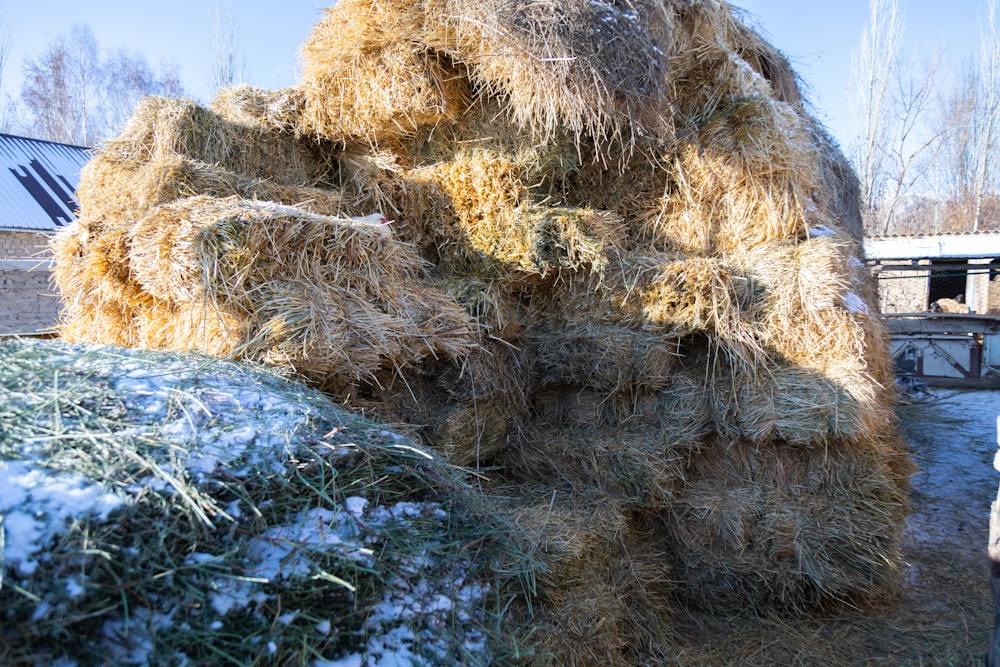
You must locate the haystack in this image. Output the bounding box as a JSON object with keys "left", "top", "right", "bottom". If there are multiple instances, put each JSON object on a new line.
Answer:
{"left": 51, "top": 0, "right": 913, "bottom": 662}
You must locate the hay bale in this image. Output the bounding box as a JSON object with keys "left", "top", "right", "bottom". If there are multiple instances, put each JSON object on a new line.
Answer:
{"left": 442, "top": 276, "right": 527, "bottom": 340}
{"left": 527, "top": 322, "right": 677, "bottom": 394}
{"left": 210, "top": 84, "right": 306, "bottom": 134}
{"left": 128, "top": 195, "right": 420, "bottom": 304}
{"left": 298, "top": 0, "right": 469, "bottom": 141}
{"left": 499, "top": 425, "right": 698, "bottom": 510}
{"left": 249, "top": 280, "right": 413, "bottom": 388}
{"left": 390, "top": 149, "right": 625, "bottom": 280}
{"left": 666, "top": 436, "right": 911, "bottom": 614}
{"left": 653, "top": 98, "right": 824, "bottom": 255}
{"left": 78, "top": 154, "right": 353, "bottom": 229}
{"left": 423, "top": 0, "right": 675, "bottom": 153}
{"left": 368, "top": 339, "right": 530, "bottom": 465}
{"left": 50, "top": 215, "right": 151, "bottom": 347}
{"left": 136, "top": 299, "right": 244, "bottom": 356}
{"left": 61, "top": 195, "right": 476, "bottom": 388}
{"left": 737, "top": 237, "right": 899, "bottom": 441}
{"left": 98, "top": 95, "right": 332, "bottom": 185}
{"left": 524, "top": 250, "right": 680, "bottom": 332}
{"left": 300, "top": 0, "right": 673, "bottom": 152}
{"left": 501, "top": 490, "right": 678, "bottom": 665}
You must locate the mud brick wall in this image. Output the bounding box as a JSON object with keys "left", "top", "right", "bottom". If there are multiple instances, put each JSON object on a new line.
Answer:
{"left": 0, "top": 232, "right": 58, "bottom": 334}
{"left": 988, "top": 278, "right": 1000, "bottom": 314}
{"left": 0, "top": 231, "right": 52, "bottom": 259}
{"left": 0, "top": 262, "right": 59, "bottom": 335}
{"left": 876, "top": 268, "right": 928, "bottom": 314}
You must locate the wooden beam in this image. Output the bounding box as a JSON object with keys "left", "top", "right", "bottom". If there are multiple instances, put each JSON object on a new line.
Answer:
{"left": 884, "top": 315, "right": 1000, "bottom": 335}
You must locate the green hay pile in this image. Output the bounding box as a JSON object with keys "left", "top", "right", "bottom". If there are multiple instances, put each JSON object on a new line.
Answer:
{"left": 46, "top": 0, "right": 913, "bottom": 663}
{"left": 0, "top": 338, "right": 536, "bottom": 666}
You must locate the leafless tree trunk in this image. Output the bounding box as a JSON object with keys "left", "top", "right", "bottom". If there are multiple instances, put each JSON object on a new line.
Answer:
{"left": 935, "top": 65, "right": 978, "bottom": 229}
{"left": 850, "top": 0, "right": 905, "bottom": 235}
{"left": 210, "top": 0, "right": 249, "bottom": 92}
{"left": 101, "top": 50, "right": 182, "bottom": 134}
{"left": 21, "top": 25, "right": 100, "bottom": 145}
{"left": 926, "top": 0, "right": 1000, "bottom": 233}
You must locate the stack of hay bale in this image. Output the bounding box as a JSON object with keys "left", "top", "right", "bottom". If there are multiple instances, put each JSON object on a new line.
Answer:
{"left": 52, "top": 0, "right": 913, "bottom": 663}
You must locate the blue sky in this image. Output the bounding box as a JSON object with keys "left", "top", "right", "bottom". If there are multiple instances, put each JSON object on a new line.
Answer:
{"left": 1, "top": 1, "right": 322, "bottom": 105}
{"left": 737, "top": 1, "right": 984, "bottom": 150}
{"left": 0, "top": 1, "right": 988, "bottom": 151}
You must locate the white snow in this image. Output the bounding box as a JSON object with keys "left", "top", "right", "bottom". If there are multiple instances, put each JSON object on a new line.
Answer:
{"left": 345, "top": 496, "right": 369, "bottom": 518}
{"left": 8, "top": 339, "right": 1000, "bottom": 664}
{"left": 315, "top": 655, "right": 363, "bottom": 667}
{"left": 843, "top": 291, "right": 870, "bottom": 314}
{"left": 0, "top": 460, "right": 123, "bottom": 575}
{"left": 807, "top": 225, "right": 838, "bottom": 237}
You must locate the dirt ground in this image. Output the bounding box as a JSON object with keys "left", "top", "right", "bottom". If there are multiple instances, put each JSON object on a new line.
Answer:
{"left": 667, "top": 388, "right": 996, "bottom": 666}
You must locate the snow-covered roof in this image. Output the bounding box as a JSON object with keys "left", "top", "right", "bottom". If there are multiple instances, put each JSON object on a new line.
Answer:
{"left": 0, "top": 133, "right": 92, "bottom": 232}
{"left": 863, "top": 232, "right": 1000, "bottom": 261}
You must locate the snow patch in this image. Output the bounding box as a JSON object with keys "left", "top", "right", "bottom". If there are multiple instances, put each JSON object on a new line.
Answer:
{"left": 0, "top": 461, "right": 123, "bottom": 575}
{"left": 843, "top": 291, "right": 869, "bottom": 314}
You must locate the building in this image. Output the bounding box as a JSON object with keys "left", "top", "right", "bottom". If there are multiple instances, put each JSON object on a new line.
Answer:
{"left": 865, "top": 232, "right": 1000, "bottom": 387}
{"left": 0, "top": 133, "right": 91, "bottom": 335}
{"left": 865, "top": 232, "right": 1000, "bottom": 315}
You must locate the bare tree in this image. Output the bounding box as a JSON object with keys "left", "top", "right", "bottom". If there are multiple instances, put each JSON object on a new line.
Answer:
{"left": 210, "top": 0, "right": 249, "bottom": 92}
{"left": 969, "top": 0, "right": 1000, "bottom": 230}
{"left": 21, "top": 25, "right": 101, "bottom": 144}
{"left": 849, "top": 0, "right": 905, "bottom": 234}
{"left": 934, "top": 64, "right": 979, "bottom": 229}
{"left": 101, "top": 50, "right": 183, "bottom": 134}
{"left": 925, "top": 0, "right": 1000, "bottom": 233}
{"left": 0, "top": 7, "right": 12, "bottom": 131}
{"left": 19, "top": 25, "right": 185, "bottom": 145}
{"left": 876, "top": 53, "right": 945, "bottom": 234}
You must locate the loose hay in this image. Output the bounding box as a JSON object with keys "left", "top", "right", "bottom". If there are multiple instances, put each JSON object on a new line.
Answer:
{"left": 60, "top": 195, "right": 477, "bottom": 389}
{"left": 0, "top": 339, "right": 536, "bottom": 666}
{"left": 424, "top": 0, "right": 675, "bottom": 154}
{"left": 299, "top": 0, "right": 469, "bottom": 141}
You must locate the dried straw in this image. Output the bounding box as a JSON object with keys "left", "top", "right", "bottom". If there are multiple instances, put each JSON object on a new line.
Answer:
{"left": 666, "top": 435, "right": 910, "bottom": 614}
{"left": 425, "top": 0, "right": 675, "bottom": 154}
{"left": 298, "top": 0, "right": 469, "bottom": 141}
{"left": 98, "top": 95, "right": 332, "bottom": 185}
{"left": 49, "top": 0, "right": 914, "bottom": 647}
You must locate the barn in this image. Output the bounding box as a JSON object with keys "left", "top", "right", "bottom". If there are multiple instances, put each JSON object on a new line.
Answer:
{"left": 866, "top": 232, "right": 1000, "bottom": 386}
{"left": 0, "top": 133, "right": 91, "bottom": 334}
{"left": 866, "top": 231, "right": 1000, "bottom": 314}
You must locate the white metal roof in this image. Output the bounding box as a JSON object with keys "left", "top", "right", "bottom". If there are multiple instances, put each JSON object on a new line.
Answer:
{"left": 864, "top": 233, "right": 1000, "bottom": 261}
{"left": 0, "top": 133, "right": 92, "bottom": 232}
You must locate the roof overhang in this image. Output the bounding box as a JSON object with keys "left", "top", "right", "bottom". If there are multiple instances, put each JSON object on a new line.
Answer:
{"left": 863, "top": 233, "right": 1000, "bottom": 261}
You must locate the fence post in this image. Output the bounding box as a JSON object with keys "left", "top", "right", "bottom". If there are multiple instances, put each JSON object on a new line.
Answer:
{"left": 988, "top": 415, "right": 1000, "bottom": 666}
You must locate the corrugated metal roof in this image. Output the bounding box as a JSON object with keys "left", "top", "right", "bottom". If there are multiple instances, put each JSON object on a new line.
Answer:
{"left": 0, "top": 133, "right": 92, "bottom": 232}
{"left": 864, "top": 232, "right": 1000, "bottom": 260}
{"left": 867, "top": 231, "right": 1000, "bottom": 240}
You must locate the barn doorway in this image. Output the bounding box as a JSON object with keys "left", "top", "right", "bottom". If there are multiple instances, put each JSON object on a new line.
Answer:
{"left": 927, "top": 258, "right": 968, "bottom": 308}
